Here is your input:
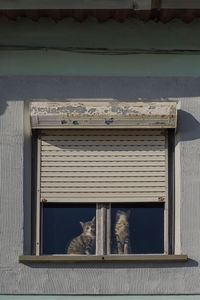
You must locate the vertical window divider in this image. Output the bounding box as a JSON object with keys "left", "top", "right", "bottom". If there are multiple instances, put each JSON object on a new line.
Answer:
{"left": 168, "top": 129, "right": 175, "bottom": 254}
{"left": 106, "top": 203, "right": 111, "bottom": 255}
{"left": 102, "top": 204, "right": 107, "bottom": 255}
{"left": 40, "top": 203, "right": 44, "bottom": 255}
{"left": 96, "top": 203, "right": 107, "bottom": 255}
{"left": 36, "top": 136, "right": 41, "bottom": 256}
{"left": 164, "top": 131, "right": 169, "bottom": 254}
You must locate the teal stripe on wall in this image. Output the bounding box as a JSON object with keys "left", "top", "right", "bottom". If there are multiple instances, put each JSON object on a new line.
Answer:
{"left": 1, "top": 18, "right": 200, "bottom": 77}
{"left": 0, "top": 296, "right": 200, "bottom": 299}
{"left": 1, "top": 51, "right": 200, "bottom": 77}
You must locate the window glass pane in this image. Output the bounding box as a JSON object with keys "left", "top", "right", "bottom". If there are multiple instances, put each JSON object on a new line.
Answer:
{"left": 111, "top": 203, "right": 164, "bottom": 254}
{"left": 42, "top": 203, "right": 96, "bottom": 255}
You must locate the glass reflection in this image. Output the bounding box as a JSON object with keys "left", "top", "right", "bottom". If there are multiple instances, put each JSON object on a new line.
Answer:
{"left": 111, "top": 203, "right": 164, "bottom": 254}
{"left": 42, "top": 203, "right": 96, "bottom": 255}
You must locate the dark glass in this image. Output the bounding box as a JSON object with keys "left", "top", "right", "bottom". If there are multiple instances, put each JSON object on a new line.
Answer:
{"left": 42, "top": 203, "right": 96, "bottom": 255}
{"left": 111, "top": 203, "right": 164, "bottom": 254}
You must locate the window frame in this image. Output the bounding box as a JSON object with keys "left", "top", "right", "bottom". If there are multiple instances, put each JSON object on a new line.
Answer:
{"left": 32, "top": 128, "right": 174, "bottom": 257}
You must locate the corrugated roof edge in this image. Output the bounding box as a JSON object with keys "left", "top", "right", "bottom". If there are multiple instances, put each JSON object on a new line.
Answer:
{"left": 0, "top": 9, "right": 200, "bottom": 23}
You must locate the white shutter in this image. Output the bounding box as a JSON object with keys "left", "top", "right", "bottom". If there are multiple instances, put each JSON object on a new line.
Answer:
{"left": 39, "top": 129, "right": 167, "bottom": 203}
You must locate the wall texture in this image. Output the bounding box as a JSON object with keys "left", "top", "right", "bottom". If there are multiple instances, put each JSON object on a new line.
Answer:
{"left": 1, "top": 17, "right": 200, "bottom": 295}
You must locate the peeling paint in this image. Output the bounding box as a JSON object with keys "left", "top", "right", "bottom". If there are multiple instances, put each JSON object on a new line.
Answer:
{"left": 66, "top": 104, "right": 87, "bottom": 114}
{"left": 30, "top": 101, "right": 177, "bottom": 128}
{"left": 88, "top": 108, "right": 96, "bottom": 114}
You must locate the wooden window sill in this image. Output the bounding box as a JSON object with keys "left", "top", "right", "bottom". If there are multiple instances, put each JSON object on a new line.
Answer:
{"left": 19, "top": 254, "right": 188, "bottom": 263}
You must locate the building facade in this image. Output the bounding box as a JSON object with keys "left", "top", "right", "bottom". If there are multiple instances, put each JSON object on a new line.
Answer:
{"left": 1, "top": 1, "right": 200, "bottom": 298}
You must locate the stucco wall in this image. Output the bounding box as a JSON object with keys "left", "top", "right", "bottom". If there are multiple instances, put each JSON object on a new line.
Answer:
{"left": 0, "top": 76, "right": 200, "bottom": 294}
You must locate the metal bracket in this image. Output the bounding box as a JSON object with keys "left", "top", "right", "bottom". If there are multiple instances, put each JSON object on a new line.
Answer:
{"left": 158, "top": 196, "right": 165, "bottom": 202}
{"left": 152, "top": 0, "right": 162, "bottom": 9}
{"left": 41, "top": 198, "right": 47, "bottom": 203}
{"left": 133, "top": 0, "right": 152, "bottom": 10}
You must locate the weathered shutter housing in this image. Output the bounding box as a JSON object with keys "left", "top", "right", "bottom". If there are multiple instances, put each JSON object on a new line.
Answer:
{"left": 31, "top": 101, "right": 177, "bottom": 129}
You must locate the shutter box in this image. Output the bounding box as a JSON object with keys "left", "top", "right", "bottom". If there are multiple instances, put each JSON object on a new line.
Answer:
{"left": 31, "top": 101, "right": 177, "bottom": 129}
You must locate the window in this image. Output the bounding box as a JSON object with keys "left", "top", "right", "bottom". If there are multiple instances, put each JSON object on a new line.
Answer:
{"left": 34, "top": 128, "right": 172, "bottom": 256}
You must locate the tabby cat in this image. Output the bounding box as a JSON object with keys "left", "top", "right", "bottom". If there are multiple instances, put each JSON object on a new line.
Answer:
{"left": 67, "top": 216, "right": 96, "bottom": 255}
{"left": 114, "top": 210, "right": 131, "bottom": 254}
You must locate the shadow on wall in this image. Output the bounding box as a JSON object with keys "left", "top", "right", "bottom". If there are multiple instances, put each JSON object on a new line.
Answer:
{"left": 0, "top": 101, "right": 8, "bottom": 116}
{"left": 178, "top": 109, "right": 200, "bottom": 142}
{"left": 22, "top": 258, "right": 198, "bottom": 269}
{"left": 1, "top": 76, "right": 200, "bottom": 116}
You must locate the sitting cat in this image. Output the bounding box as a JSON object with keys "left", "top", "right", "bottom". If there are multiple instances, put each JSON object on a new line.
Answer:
{"left": 67, "top": 216, "right": 96, "bottom": 255}
{"left": 114, "top": 210, "right": 131, "bottom": 254}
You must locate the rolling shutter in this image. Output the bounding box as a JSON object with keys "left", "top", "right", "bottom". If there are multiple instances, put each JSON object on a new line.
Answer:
{"left": 39, "top": 129, "right": 167, "bottom": 203}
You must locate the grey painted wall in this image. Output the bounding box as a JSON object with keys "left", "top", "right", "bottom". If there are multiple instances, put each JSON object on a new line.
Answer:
{"left": 1, "top": 76, "right": 200, "bottom": 294}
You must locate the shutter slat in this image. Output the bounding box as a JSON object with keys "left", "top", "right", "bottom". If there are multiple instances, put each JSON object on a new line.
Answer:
{"left": 41, "top": 181, "right": 166, "bottom": 187}
{"left": 41, "top": 187, "right": 165, "bottom": 192}
{"left": 42, "top": 136, "right": 165, "bottom": 144}
{"left": 41, "top": 129, "right": 165, "bottom": 136}
{"left": 42, "top": 141, "right": 164, "bottom": 147}
{"left": 41, "top": 176, "right": 165, "bottom": 182}
{"left": 41, "top": 155, "right": 165, "bottom": 162}
{"left": 42, "top": 145, "right": 165, "bottom": 151}
{"left": 41, "top": 161, "right": 165, "bottom": 167}
{"left": 41, "top": 166, "right": 165, "bottom": 172}
{"left": 41, "top": 150, "right": 165, "bottom": 156}
{"left": 41, "top": 171, "right": 166, "bottom": 177}
{"left": 39, "top": 129, "right": 167, "bottom": 203}
{"left": 42, "top": 197, "right": 164, "bottom": 203}
{"left": 41, "top": 192, "right": 165, "bottom": 198}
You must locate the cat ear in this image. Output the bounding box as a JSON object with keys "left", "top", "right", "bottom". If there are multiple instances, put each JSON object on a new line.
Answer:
{"left": 80, "top": 221, "right": 84, "bottom": 228}
{"left": 116, "top": 210, "right": 123, "bottom": 218}
{"left": 92, "top": 216, "right": 96, "bottom": 222}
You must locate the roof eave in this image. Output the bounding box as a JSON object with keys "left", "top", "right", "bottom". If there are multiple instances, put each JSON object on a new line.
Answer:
{"left": 1, "top": 0, "right": 200, "bottom": 10}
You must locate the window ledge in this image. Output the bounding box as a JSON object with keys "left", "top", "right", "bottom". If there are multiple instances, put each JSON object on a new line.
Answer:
{"left": 19, "top": 254, "right": 188, "bottom": 263}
